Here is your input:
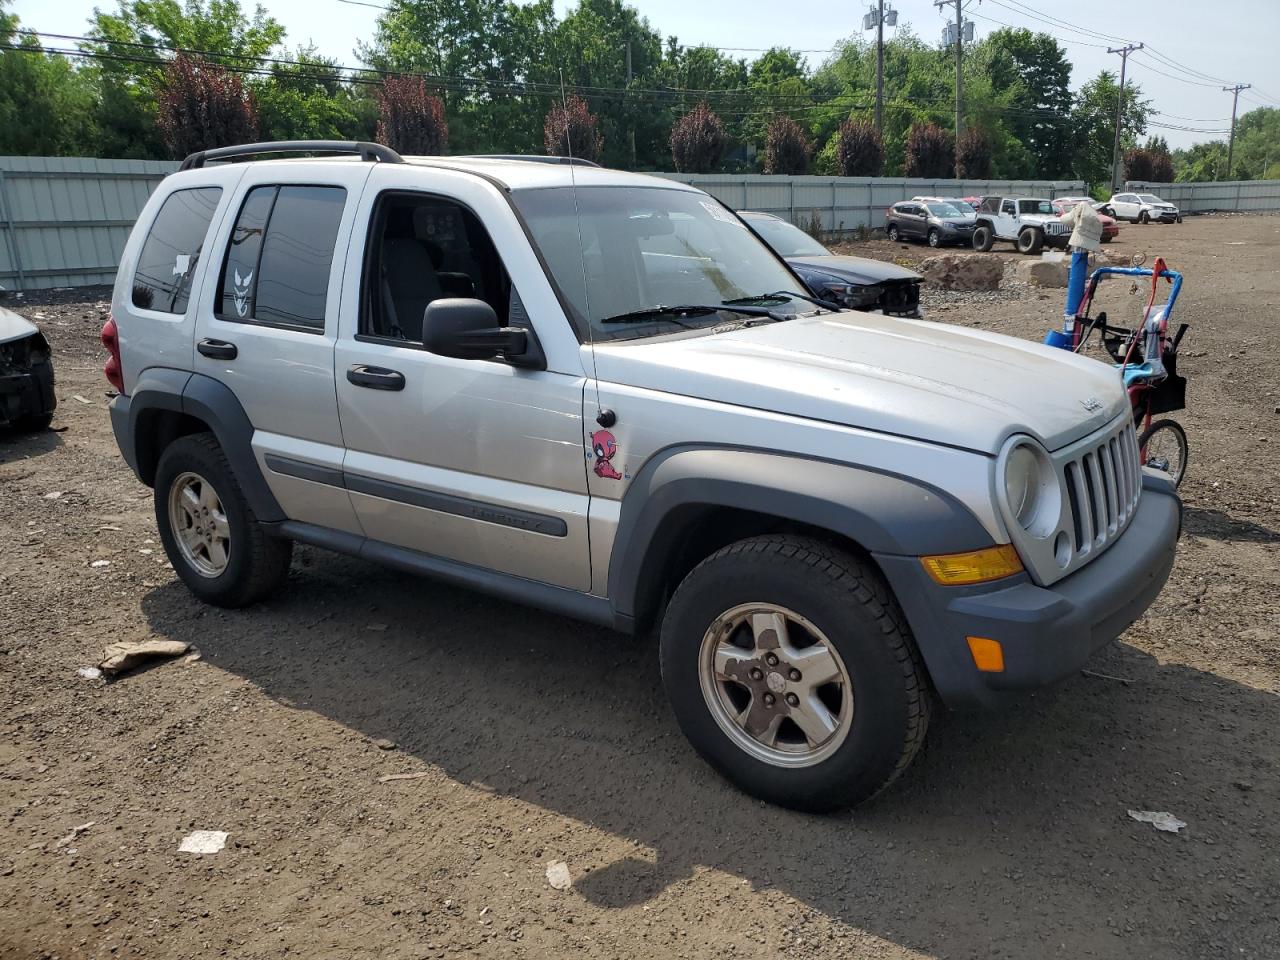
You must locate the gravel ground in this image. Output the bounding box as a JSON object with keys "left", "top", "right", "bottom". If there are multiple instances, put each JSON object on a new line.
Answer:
{"left": 2, "top": 215, "right": 1278, "bottom": 960}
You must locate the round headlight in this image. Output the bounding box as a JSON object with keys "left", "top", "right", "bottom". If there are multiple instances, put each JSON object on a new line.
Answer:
{"left": 1000, "top": 439, "right": 1061, "bottom": 539}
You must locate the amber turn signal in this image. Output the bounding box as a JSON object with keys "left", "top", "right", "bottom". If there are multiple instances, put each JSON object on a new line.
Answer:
{"left": 920, "top": 544, "right": 1024, "bottom": 585}
{"left": 966, "top": 636, "right": 1005, "bottom": 673}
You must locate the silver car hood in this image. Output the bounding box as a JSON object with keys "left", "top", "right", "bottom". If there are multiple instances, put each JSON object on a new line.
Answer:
{"left": 0, "top": 305, "right": 39, "bottom": 345}
{"left": 593, "top": 312, "right": 1129, "bottom": 455}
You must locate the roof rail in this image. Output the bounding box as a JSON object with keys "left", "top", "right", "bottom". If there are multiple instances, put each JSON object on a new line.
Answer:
{"left": 179, "top": 140, "right": 404, "bottom": 171}
{"left": 458, "top": 154, "right": 601, "bottom": 168}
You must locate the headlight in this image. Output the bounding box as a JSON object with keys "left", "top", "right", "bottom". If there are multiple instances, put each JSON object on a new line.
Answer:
{"left": 999, "top": 438, "right": 1061, "bottom": 539}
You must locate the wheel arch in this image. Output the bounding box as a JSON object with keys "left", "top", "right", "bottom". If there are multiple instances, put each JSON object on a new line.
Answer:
{"left": 607, "top": 446, "right": 995, "bottom": 632}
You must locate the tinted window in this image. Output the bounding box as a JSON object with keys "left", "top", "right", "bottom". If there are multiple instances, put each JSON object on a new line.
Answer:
{"left": 745, "top": 216, "right": 828, "bottom": 258}
{"left": 217, "top": 185, "right": 346, "bottom": 331}
{"left": 132, "top": 187, "right": 222, "bottom": 314}
{"left": 1001, "top": 200, "right": 1016, "bottom": 215}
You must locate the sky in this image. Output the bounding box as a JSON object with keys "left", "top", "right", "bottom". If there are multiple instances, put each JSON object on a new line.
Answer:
{"left": 11, "top": 0, "right": 1280, "bottom": 149}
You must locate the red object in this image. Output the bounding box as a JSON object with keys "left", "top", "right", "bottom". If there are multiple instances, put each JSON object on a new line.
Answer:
{"left": 101, "top": 314, "right": 124, "bottom": 393}
{"left": 1052, "top": 200, "right": 1120, "bottom": 240}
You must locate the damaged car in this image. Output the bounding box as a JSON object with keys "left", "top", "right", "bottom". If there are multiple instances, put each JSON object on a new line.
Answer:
{"left": 0, "top": 304, "right": 56, "bottom": 432}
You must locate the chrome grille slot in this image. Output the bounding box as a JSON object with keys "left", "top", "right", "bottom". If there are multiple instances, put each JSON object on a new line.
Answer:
{"left": 1062, "top": 419, "right": 1142, "bottom": 559}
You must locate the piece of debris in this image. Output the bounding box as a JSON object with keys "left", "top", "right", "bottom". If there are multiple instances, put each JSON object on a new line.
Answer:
{"left": 71, "top": 394, "right": 94, "bottom": 405}
{"left": 1234, "top": 780, "right": 1254, "bottom": 792}
{"left": 373, "top": 737, "right": 397, "bottom": 751}
{"left": 366, "top": 622, "right": 388, "bottom": 632}
{"left": 99, "top": 639, "right": 190, "bottom": 675}
{"left": 44, "top": 491, "right": 64, "bottom": 500}
{"left": 76, "top": 666, "right": 103, "bottom": 681}
{"left": 1081, "top": 668, "right": 1136, "bottom": 685}
{"left": 184, "top": 651, "right": 202, "bottom": 663}
{"left": 89, "top": 559, "right": 110, "bottom": 568}
{"left": 98, "top": 525, "right": 121, "bottom": 531}
{"left": 378, "top": 771, "right": 431, "bottom": 784}
{"left": 545, "top": 860, "right": 572, "bottom": 891}
{"left": 1127, "top": 810, "right": 1187, "bottom": 833}
{"left": 53, "top": 822, "right": 95, "bottom": 849}
{"left": 178, "top": 830, "right": 228, "bottom": 854}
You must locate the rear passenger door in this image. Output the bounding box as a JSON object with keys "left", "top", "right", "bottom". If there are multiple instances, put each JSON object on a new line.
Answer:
{"left": 192, "top": 163, "right": 373, "bottom": 534}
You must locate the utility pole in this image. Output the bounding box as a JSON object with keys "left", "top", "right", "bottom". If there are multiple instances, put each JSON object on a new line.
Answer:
{"left": 1223, "top": 83, "right": 1251, "bottom": 179}
{"left": 1107, "top": 43, "right": 1142, "bottom": 193}
{"left": 935, "top": 0, "right": 965, "bottom": 176}
{"left": 625, "top": 36, "right": 636, "bottom": 168}
{"left": 876, "top": 0, "right": 884, "bottom": 133}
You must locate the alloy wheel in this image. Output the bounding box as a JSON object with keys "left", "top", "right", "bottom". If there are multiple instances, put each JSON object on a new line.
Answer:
{"left": 168, "top": 471, "right": 231, "bottom": 577}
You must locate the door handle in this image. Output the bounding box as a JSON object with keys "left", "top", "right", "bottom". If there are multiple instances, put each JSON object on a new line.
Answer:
{"left": 347, "top": 365, "right": 405, "bottom": 391}
{"left": 197, "top": 338, "right": 238, "bottom": 360}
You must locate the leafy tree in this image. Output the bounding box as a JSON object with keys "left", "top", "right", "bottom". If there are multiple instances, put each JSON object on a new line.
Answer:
{"left": 256, "top": 47, "right": 372, "bottom": 142}
{"left": 156, "top": 54, "right": 257, "bottom": 158}
{"left": 1123, "top": 147, "right": 1153, "bottom": 182}
{"left": 905, "top": 122, "right": 953, "bottom": 178}
{"left": 544, "top": 93, "right": 603, "bottom": 163}
{"left": 670, "top": 102, "right": 725, "bottom": 173}
{"left": 0, "top": 1, "right": 99, "bottom": 155}
{"left": 1070, "top": 70, "right": 1150, "bottom": 191}
{"left": 956, "top": 128, "right": 992, "bottom": 178}
{"left": 834, "top": 118, "right": 883, "bottom": 176}
{"left": 376, "top": 74, "right": 447, "bottom": 155}
{"left": 762, "top": 115, "right": 812, "bottom": 175}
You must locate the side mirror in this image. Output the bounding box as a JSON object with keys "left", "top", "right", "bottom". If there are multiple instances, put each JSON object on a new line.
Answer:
{"left": 421, "top": 298, "right": 543, "bottom": 369}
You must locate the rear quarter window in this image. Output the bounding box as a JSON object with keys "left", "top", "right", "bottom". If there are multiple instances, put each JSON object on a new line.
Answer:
{"left": 131, "top": 186, "right": 223, "bottom": 314}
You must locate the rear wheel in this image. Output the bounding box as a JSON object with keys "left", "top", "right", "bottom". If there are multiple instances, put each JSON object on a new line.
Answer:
{"left": 887, "top": 224, "right": 900, "bottom": 242}
{"left": 972, "top": 224, "right": 994, "bottom": 252}
{"left": 1139, "top": 419, "right": 1188, "bottom": 487}
{"left": 927, "top": 228, "right": 941, "bottom": 248}
{"left": 1016, "top": 227, "right": 1043, "bottom": 254}
{"left": 659, "top": 535, "right": 931, "bottom": 812}
{"left": 155, "top": 432, "right": 293, "bottom": 607}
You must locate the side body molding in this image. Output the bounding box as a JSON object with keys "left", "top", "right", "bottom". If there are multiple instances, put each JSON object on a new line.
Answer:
{"left": 607, "top": 446, "right": 996, "bottom": 624}
{"left": 113, "top": 369, "right": 285, "bottom": 522}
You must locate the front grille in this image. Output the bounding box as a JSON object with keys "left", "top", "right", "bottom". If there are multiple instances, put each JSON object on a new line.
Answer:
{"left": 1044, "top": 221, "right": 1069, "bottom": 236}
{"left": 1061, "top": 420, "right": 1142, "bottom": 560}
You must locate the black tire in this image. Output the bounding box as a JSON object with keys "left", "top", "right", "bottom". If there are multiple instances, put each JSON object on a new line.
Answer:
{"left": 1138, "top": 419, "right": 1188, "bottom": 488}
{"left": 659, "top": 535, "right": 931, "bottom": 812}
{"left": 927, "top": 228, "right": 941, "bottom": 248}
{"left": 154, "top": 432, "right": 293, "bottom": 607}
{"left": 971, "top": 224, "right": 994, "bottom": 252}
{"left": 1101, "top": 235, "right": 1113, "bottom": 243}
{"left": 1139, "top": 210, "right": 1150, "bottom": 224}
{"left": 887, "top": 224, "right": 900, "bottom": 242}
{"left": 1100, "top": 206, "right": 1114, "bottom": 217}
{"left": 1016, "top": 227, "right": 1043, "bottom": 255}
{"left": 10, "top": 411, "right": 54, "bottom": 432}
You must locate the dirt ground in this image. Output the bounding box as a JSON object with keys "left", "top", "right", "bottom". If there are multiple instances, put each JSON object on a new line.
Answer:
{"left": 2, "top": 215, "right": 1278, "bottom": 960}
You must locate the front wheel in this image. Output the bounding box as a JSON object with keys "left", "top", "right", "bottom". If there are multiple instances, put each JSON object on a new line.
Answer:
{"left": 887, "top": 224, "right": 900, "bottom": 242}
{"left": 155, "top": 432, "right": 293, "bottom": 607}
{"left": 659, "top": 536, "right": 931, "bottom": 812}
{"left": 971, "top": 224, "right": 994, "bottom": 252}
{"left": 1139, "top": 419, "right": 1188, "bottom": 487}
{"left": 927, "top": 228, "right": 941, "bottom": 248}
{"left": 1016, "top": 227, "right": 1043, "bottom": 254}
{"left": 1139, "top": 210, "right": 1150, "bottom": 224}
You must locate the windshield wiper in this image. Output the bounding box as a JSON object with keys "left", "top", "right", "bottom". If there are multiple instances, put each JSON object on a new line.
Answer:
{"left": 723, "top": 290, "right": 841, "bottom": 311}
{"left": 600, "top": 303, "right": 787, "bottom": 326}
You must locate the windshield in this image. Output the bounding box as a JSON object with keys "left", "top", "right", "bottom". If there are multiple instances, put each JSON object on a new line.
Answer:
{"left": 927, "top": 203, "right": 966, "bottom": 217}
{"left": 511, "top": 186, "right": 805, "bottom": 341}
{"left": 1017, "top": 199, "right": 1055, "bottom": 215}
{"left": 1139, "top": 194, "right": 1162, "bottom": 203}
{"left": 745, "top": 216, "right": 830, "bottom": 258}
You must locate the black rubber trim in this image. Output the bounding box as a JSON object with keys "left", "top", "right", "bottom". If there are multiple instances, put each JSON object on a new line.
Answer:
{"left": 263, "top": 453, "right": 568, "bottom": 538}
{"left": 344, "top": 473, "right": 568, "bottom": 537}
{"left": 264, "top": 454, "right": 344, "bottom": 487}
{"left": 275, "top": 520, "right": 618, "bottom": 628}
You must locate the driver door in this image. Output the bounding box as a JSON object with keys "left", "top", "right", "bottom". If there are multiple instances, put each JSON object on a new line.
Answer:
{"left": 996, "top": 199, "right": 1018, "bottom": 238}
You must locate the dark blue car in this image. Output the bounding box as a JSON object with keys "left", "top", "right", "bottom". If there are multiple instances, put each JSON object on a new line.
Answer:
{"left": 740, "top": 211, "right": 922, "bottom": 319}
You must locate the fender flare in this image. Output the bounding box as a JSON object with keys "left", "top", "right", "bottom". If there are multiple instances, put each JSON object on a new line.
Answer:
{"left": 120, "top": 369, "right": 284, "bottom": 522}
{"left": 606, "top": 446, "right": 995, "bottom": 623}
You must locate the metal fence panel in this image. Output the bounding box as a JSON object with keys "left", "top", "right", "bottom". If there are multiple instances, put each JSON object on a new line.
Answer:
{"left": 0, "top": 155, "right": 177, "bottom": 291}
{"left": 1125, "top": 180, "right": 1280, "bottom": 214}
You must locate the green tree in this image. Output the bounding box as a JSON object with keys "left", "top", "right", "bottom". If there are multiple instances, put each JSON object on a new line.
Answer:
{"left": 1070, "top": 70, "right": 1150, "bottom": 192}
{"left": 255, "top": 48, "right": 373, "bottom": 142}
{"left": 0, "top": 1, "right": 99, "bottom": 155}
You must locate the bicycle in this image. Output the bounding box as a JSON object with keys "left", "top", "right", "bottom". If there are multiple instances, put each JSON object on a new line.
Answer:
{"left": 1066, "top": 257, "right": 1189, "bottom": 487}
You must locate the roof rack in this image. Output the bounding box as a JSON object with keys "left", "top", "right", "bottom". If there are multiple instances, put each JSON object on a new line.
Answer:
{"left": 179, "top": 140, "right": 404, "bottom": 171}
{"left": 458, "top": 154, "right": 601, "bottom": 168}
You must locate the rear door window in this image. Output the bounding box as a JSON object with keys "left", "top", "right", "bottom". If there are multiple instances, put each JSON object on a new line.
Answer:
{"left": 131, "top": 186, "right": 223, "bottom": 314}
{"left": 217, "top": 185, "right": 347, "bottom": 331}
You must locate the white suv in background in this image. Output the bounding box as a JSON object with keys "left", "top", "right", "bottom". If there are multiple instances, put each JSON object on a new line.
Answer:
{"left": 103, "top": 140, "right": 1182, "bottom": 812}
{"left": 1105, "top": 192, "right": 1181, "bottom": 224}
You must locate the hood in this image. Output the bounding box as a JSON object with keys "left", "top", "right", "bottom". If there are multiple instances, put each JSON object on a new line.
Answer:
{"left": 1020, "top": 213, "right": 1061, "bottom": 224}
{"left": 0, "top": 305, "right": 40, "bottom": 345}
{"left": 593, "top": 312, "right": 1129, "bottom": 455}
{"left": 787, "top": 255, "right": 921, "bottom": 285}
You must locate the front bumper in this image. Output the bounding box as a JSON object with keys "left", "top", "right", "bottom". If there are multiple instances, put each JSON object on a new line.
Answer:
{"left": 0, "top": 349, "right": 56, "bottom": 426}
{"left": 876, "top": 474, "right": 1181, "bottom": 709}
